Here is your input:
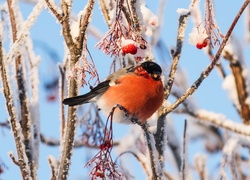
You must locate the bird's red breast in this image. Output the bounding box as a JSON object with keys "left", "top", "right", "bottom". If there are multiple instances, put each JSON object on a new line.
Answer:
{"left": 97, "top": 71, "right": 164, "bottom": 123}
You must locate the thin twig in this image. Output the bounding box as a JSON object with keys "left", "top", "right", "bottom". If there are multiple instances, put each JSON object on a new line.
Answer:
{"left": 207, "top": 46, "right": 227, "bottom": 78}
{"left": 129, "top": 0, "right": 141, "bottom": 31}
{"left": 48, "top": 156, "right": 57, "bottom": 180}
{"left": 98, "top": 0, "right": 111, "bottom": 27}
{"left": 181, "top": 120, "right": 188, "bottom": 180}
{"left": 144, "top": 131, "right": 158, "bottom": 179}
{"left": 194, "top": 154, "right": 208, "bottom": 180}
{"left": 187, "top": 109, "right": 250, "bottom": 136}
{"left": 115, "top": 151, "right": 151, "bottom": 177}
{"left": 153, "top": 115, "right": 167, "bottom": 172}
{"left": 9, "top": 153, "right": 20, "bottom": 166}
{"left": 0, "top": 40, "right": 31, "bottom": 180}
{"left": 7, "top": 0, "right": 35, "bottom": 177}
{"left": 164, "top": 11, "right": 191, "bottom": 100}
{"left": 58, "top": 64, "right": 66, "bottom": 140}
{"left": 223, "top": 49, "right": 250, "bottom": 125}
{"left": 77, "top": 0, "right": 95, "bottom": 50}
{"left": 40, "top": 133, "right": 120, "bottom": 148}
{"left": 44, "top": 0, "right": 62, "bottom": 21}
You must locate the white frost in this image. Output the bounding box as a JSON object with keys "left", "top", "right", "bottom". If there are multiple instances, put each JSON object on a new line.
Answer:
{"left": 177, "top": 8, "right": 190, "bottom": 16}
{"left": 140, "top": 5, "right": 159, "bottom": 37}
{"left": 70, "top": 20, "right": 79, "bottom": 41}
{"left": 120, "top": 38, "right": 136, "bottom": 47}
{"left": 188, "top": 27, "right": 207, "bottom": 46}
{"left": 222, "top": 74, "right": 240, "bottom": 109}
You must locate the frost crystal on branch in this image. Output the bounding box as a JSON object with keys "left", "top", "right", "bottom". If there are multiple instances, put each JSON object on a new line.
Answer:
{"left": 203, "top": 0, "right": 224, "bottom": 46}
{"left": 96, "top": 0, "right": 147, "bottom": 59}
{"left": 189, "top": 0, "right": 224, "bottom": 49}
{"left": 84, "top": 105, "right": 124, "bottom": 179}
{"left": 67, "top": 56, "right": 99, "bottom": 87}
{"left": 79, "top": 105, "right": 105, "bottom": 147}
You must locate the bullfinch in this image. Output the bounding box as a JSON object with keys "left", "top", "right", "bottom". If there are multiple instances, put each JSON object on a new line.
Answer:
{"left": 63, "top": 61, "right": 164, "bottom": 124}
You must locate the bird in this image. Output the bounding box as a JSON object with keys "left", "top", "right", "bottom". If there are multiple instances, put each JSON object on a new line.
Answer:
{"left": 63, "top": 61, "right": 164, "bottom": 124}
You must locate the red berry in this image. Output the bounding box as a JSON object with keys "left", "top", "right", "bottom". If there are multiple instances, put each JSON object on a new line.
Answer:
{"left": 196, "top": 43, "right": 203, "bottom": 49}
{"left": 94, "top": 171, "right": 105, "bottom": 178}
{"left": 122, "top": 44, "right": 137, "bottom": 55}
{"left": 202, "top": 40, "right": 208, "bottom": 48}
{"left": 47, "top": 95, "right": 56, "bottom": 101}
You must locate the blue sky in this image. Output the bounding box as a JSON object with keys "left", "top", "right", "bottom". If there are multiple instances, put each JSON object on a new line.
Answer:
{"left": 0, "top": 0, "right": 249, "bottom": 179}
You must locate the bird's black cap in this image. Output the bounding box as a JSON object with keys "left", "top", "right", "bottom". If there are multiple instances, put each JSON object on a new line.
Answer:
{"left": 141, "top": 61, "right": 162, "bottom": 75}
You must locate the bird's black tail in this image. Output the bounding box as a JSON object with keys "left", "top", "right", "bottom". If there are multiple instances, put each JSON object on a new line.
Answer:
{"left": 63, "top": 80, "right": 110, "bottom": 106}
{"left": 62, "top": 92, "right": 95, "bottom": 106}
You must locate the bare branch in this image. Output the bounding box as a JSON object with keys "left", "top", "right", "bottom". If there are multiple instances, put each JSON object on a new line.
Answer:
{"left": 44, "top": 0, "right": 62, "bottom": 21}
{"left": 191, "top": 109, "right": 250, "bottom": 136}
{"left": 9, "top": 153, "right": 20, "bottom": 166}
{"left": 116, "top": 151, "right": 151, "bottom": 177}
{"left": 5, "top": 0, "right": 45, "bottom": 64}
{"left": 142, "top": 124, "right": 162, "bottom": 179}
{"left": 194, "top": 154, "right": 208, "bottom": 180}
{"left": 7, "top": 0, "right": 35, "bottom": 177}
{"left": 164, "top": 10, "right": 191, "bottom": 100}
{"left": 98, "top": 0, "right": 111, "bottom": 27}
{"left": 0, "top": 40, "right": 31, "bottom": 179}
{"left": 58, "top": 64, "right": 66, "bottom": 141}
{"left": 181, "top": 120, "right": 188, "bottom": 180}
{"left": 223, "top": 41, "right": 250, "bottom": 124}
{"left": 129, "top": 0, "right": 141, "bottom": 32}
{"left": 153, "top": 115, "right": 167, "bottom": 171}
{"left": 77, "top": 0, "right": 95, "bottom": 50}
{"left": 48, "top": 156, "right": 57, "bottom": 180}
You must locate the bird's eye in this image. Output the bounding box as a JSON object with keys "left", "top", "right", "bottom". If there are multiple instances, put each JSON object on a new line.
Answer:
{"left": 152, "top": 73, "right": 160, "bottom": 80}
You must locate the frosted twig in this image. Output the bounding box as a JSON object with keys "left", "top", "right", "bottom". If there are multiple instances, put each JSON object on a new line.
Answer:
{"left": 162, "top": 0, "right": 250, "bottom": 115}
{"left": 164, "top": 10, "right": 191, "bottom": 100}
{"left": 9, "top": 152, "right": 19, "bottom": 166}
{"left": 7, "top": 0, "right": 36, "bottom": 177}
{"left": 48, "top": 156, "right": 57, "bottom": 180}
{"left": 40, "top": 133, "right": 119, "bottom": 148}
{"left": 115, "top": 151, "right": 151, "bottom": 177}
{"left": 46, "top": 0, "right": 74, "bottom": 53}
{"left": 194, "top": 154, "right": 208, "bottom": 180}
{"left": 207, "top": 46, "right": 227, "bottom": 78}
{"left": 77, "top": 0, "right": 94, "bottom": 50}
{"left": 121, "top": 2, "right": 133, "bottom": 28}
{"left": 5, "top": 0, "right": 44, "bottom": 63}
{"left": 192, "top": 109, "right": 250, "bottom": 136}
{"left": 143, "top": 126, "right": 162, "bottom": 179}
{"left": 247, "top": 5, "right": 250, "bottom": 42}
{"left": 165, "top": 118, "right": 182, "bottom": 171}
{"left": 163, "top": 171, "right": 176, "bottom": 180}
{"left": 129, "top": 0, "right": 141, "bottom": 31}
{"left": 220, "top": 135, "right": 250, "bottom": 179}
{"left": 0, "top": 41, "right": 31, "bottom": 179}
{"left": 223, "top": 37, "right": 250, "bottom": 125}
{"left": 25, "top": 32, "right": 41, "bottom": 177}
{"left": 99, "top": 0, "right": 111, "bottom": 27}
{"left": 44, "top": 0, "right": 62, "bottom": 21}
{"left": 58, "top": 64, "right": 66, "bottom": 140}
{"left": 153, "top": 115, "right": 167, "bottom": 172}
{"left": 181, "top": 120, "right": 188, "bottom": 180}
